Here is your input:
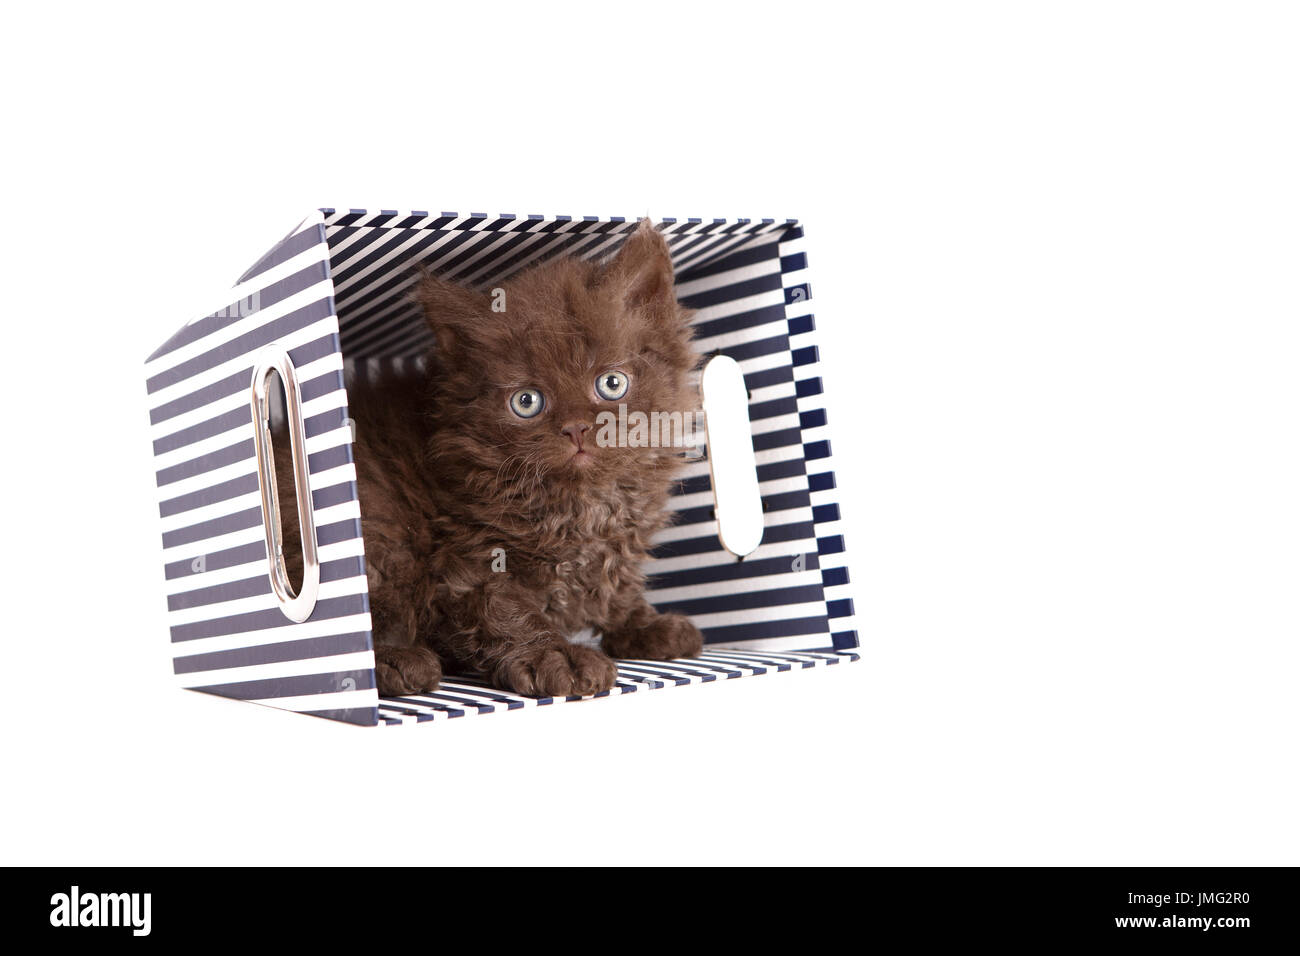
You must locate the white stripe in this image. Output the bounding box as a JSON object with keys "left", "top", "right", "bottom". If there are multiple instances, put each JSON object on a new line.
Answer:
{"left": 156, "top": 430, "right": 356, "bottom": 533}
{"left": 687, "top": 600, "right": 827, "bottom": 631}
{"left": 710, "top": 636, "right": 840, "bottom": 653}
{"left": 647, "top": 567, "right": 825, "bottom": 605}
{"left": 151, "top": 223, "right": 328, "bottom": 360}
{"left": 147, "top": 307, "right": 340, "bottom": 411}
{"left": 675, "top": 257, "right": 782, "bottom": 298}
{"left": 146, "top": 275, "right": 335, "bottom": 377}
{"left": 644, "top": 536, "right": 819, "bottom": 578}
{"left": 652, "top": 499, "right": 814, "bottom": 546}
{"left": 166, "top": 570, "right": 369, "bottom": 628}
{"left": 165, "top": 534, "right": 366, "bottom": 597}
{"left": 161, "top": 497, "right": 360, "bottom": 553}
{"left": 178, "top": 651, "right": 377, "bottom": 689}
{"left": 170, "top": 612, "right": 373, "bottom": 659}
{"left": 150, "top": 358, "right": 346, "bottom": 453}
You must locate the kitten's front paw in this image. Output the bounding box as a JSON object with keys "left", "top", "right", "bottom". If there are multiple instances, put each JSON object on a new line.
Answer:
{"left": 374, "top": 645, "right": 443, "bottom": 696}
{"left": 601, "top": 612, "right": 703, "bottom": 660}
{"left": 493, "top": 641, "right": 617, "bottom": 698}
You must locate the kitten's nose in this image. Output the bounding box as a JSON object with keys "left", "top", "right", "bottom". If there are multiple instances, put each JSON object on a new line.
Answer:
{"left": 561, "top": 422, "right": 591, "bottom": 450}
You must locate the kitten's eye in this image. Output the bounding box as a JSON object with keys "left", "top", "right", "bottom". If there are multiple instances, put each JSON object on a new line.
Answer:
{"left": 595, "top": 370, "right": 629, "bottom": 401}
{"left": 509, "top": 388, "right": 545, "bottom": 418}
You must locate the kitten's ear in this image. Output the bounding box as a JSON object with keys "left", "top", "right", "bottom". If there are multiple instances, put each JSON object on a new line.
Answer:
{"left": 601, "top": 218, "right": 676, "bottom": 311}
{"left": 414, "top": 272, "right": 493, "bottom": 356}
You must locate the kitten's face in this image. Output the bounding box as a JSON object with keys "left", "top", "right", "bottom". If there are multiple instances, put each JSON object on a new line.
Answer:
{"left": 419, "top": 221, "right": 697, "bottom": 491}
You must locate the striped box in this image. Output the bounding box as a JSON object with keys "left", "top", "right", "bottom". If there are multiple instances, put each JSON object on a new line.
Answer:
{"left": 145, "top": 210, "right": 860, "bottom": 727}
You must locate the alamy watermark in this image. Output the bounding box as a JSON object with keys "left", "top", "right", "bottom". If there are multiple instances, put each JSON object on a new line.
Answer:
{"left": 50, "top": 886, "right": 151, "bottom": 936}
{"left": 188, "top": 290, "right": 261, "bottom": 326}
{"left": 594, "top": 404, "right": 705, "bottom": 449}
{"left": 216, "top": 290, "right": 261, "bottom": 318}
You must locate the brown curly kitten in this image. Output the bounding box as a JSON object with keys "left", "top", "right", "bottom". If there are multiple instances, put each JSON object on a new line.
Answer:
{"left": 279, "top": 219, "right": 704, "bottom": 697}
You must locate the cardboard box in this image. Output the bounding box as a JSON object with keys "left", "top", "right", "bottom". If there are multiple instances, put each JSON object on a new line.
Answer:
{"left": 145, "top": 210, "right": 858, "bottom": 726}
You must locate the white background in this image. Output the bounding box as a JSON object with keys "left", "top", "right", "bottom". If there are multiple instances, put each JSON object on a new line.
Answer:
{"left": 2, "top": 2, "right": 1297, "bottom": 865}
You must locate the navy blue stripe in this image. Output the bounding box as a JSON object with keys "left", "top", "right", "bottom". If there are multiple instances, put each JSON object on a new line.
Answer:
{"left": 692, "top": 303, "right": 788, "bottom": 343}
{"left": 749, "top": 394, "right": 799, "bottom": 422}
{"left": 333, "top": 227, "right": 450, "bottom": 317}
{"left": 677, "top": 271, "right": 782, "bottom": 310}
{"left": 153, "top": 405, "right": 251, "bottom": 457}
{"left": 170, "top": 593, "right": 369, "bottom": 643}
{"left": 157, "top": 424, "right": 348, "bottom": 493}
{"left": 613, "top": 663, "right": 693, "bottom": 686}
{"left": 813, "top": 502, "right": 840, "bottom": 524}
{"left": 298, "top": 707, "right": 378, "bottom": 727}
{"left": 799, "top": 408, "right": 827, "bottom": 430}
{"left": 649, "top": 519, "right": 814, "bottom": 560}
{"left": 752, "top": 427, "right": 802, "bottom": 453}
{"left": 384, "top": 695, "right": 466, "bottom": 718}
{"left": 647, "top": 551, "right": 819, "bottom": 591}
{"left": 440, "top": 231, "right": 535, "bottom": 283}
{"left": 745, "top": 364, "right": 794, "bottom": 391}
{"left": 817, "top": 534, "right": 845, "bottom": 556}
{"left": 338, "top": 226, "right": 486, "bottom": 316}
{"left": 616, "top": 676, "right": 666, "bottom": 690}
{"left": 172, "top": 629, "right": 371, "bottom": 674}
{"left": 416, "top": 691, "right": 495, "bottom": 714}
{"left": 159, "top": 471, "right": 259, "bottom": 519}
{"left": 437, "top": 685, "right": 527, "bottom": 710}
{"left": 146, "top": 297, "right": 335, "bottom": 394}
{"left": 148, "top": 260, "right": 330, "bottom": 363}
{"left": 238, "top": 223, "right": 326, "bottom": 284}
{"left": 795, "top": 376, "right": 823, "bottom": 398}
{"left": 718, "top": 333, "right": 789, "bottom": 364}
{"left": 821, "top": 566, "right": 849, "bottom": 588}
{"left": 317, "top": 517, "right": 363, "bottom": 547}
{"left": 698, "top": 652, "right": 785, "bottom": 673}
{"left": 167, "top": 555, "right": 365, "bottom": 612}
{"left": 164, "top": 540, "right": 264, "bottom": 580}
{"left": 804, "top": 439, "right": 831, "bottom": 460}
{"left": 624, "top": 661, "right": 718, "bottom": 682}
{"left": 147, "top": 332, "right": 341, "bottom": 425}
{"left": 657, "top": 658, "right": 745, "bottom": 679}
{"left": 712, "top": 649, "right": 810, "bottom": 665}
{"left": 191, "top": 666, "right": 374, "bottom": 700}
{"left": 832, "top": 631, "right": 860, "bottom": 651}
{"left": 159, "top": 443, "right": 353, "bottom": 543}
{"left": 149, "top": 368, "right": 249, "bottom": 426}
{"left": 700, "top": 615, "right": 829, "bottom": 644}
{"left": 654, "top": 583, "right": 826, "bottom": 618}
{"left": 808, "top": 471, "right": 836, "bottom": 492}
{"left": 162, "top": 504, "right": 260, "bottom": 549}
{"left": 677, "top": 239, "right": 779, "bottom": 281}
{"left": 299, "top": 368, "right": 347, "bottom": 404}
{"left": 328, "top": 225, "right": 398, "bottom": 272}
{"left": 827, "top": 598, "right": 855, "bottom": 618}
{"left": 344, "top": 309, "right": 430, "bottom": 358}
{"left": 156, "top": 438, "right": 253, "bottom": 487}
{"left": 787, "top": 314, "right": 815, "bottom": 336}
{"left": 792, "top": 345, "right": 819, "bottom": 367}
{"left": 670, "top": 488, "right": 809, "bottom": 528}
{"left": 693, "top": 654, "right": 768, "bottom": 675}
{"left": 331, "top": 236, "right": 437, "bottom": 310}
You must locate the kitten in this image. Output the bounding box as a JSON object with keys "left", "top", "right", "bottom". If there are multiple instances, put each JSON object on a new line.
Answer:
{"left": 279, "top": 219, "right": 704, "bottom": 697}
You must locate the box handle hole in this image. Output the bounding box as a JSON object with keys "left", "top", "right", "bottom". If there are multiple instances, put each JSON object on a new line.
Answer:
{"left": 701, "top": 354, "right": 764, "bottom": 557}
{"left": 250, "top": 346, "right": 321, "bottom": 623}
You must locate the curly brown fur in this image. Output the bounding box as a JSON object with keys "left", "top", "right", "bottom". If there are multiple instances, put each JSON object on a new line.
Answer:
{"left": 278, "top": 220, "right": 703, "bottom": 697}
